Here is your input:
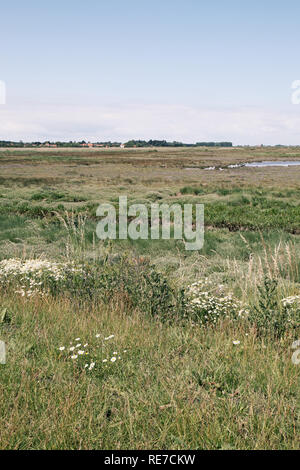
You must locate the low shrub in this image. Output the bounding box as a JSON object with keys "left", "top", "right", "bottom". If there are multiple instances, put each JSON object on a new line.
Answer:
{"left": 1, "top": 259, "right": 298, "bottom": 335}
{"left": 248, "top": 277, "right": 300, "bottom": 338}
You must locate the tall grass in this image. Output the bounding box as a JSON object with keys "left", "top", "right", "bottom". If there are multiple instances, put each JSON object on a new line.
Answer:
{"left": 0, "top": 291, "right": 298, "bottom": 450}
{"left": 228, "top": 235, "right": 300, "bottom": 301}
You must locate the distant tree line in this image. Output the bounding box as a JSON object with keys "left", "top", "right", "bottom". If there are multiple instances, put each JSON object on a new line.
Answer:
{"left": 123, "top": 140, "right": 233, "bottom": 148}
{"left": 0, "top": 139, "right": 233, "bottom": 148}
{"left": 195, "top": 142, "right": 233, "bottom": 147}
{"left": 0, "top": 140, "right": 122, "bottom": 148}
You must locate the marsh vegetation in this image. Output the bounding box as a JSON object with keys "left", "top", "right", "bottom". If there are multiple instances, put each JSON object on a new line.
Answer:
{"left": 0, "top": 146, "right": 299, "bottom": 449}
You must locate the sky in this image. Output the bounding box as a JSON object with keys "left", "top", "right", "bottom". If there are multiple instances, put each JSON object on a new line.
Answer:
{"left": 0, "top": 0, "right": 300, "bottom": 144}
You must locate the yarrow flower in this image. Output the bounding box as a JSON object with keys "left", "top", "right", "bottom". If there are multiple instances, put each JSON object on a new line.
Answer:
{"left": 281, "top": 295, "right": 300, "bottom": 307}
{"left": 0, "top": 258, "right": 85, "bottom": 298}
{"left": 185, "top": 279, "right": 249, "bottom": 325}
{"left": 105, "top": 335, "right": 115, "bottom": 341}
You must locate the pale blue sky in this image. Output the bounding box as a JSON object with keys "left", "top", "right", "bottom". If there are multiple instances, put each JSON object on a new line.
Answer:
{"left": 1, "top": 0, "right": 300, "bottom": 144}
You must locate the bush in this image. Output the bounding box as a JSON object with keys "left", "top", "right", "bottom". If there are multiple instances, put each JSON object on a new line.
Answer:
{"left": 180, "top": 186, "right": 205, "bottom": 195}
{"left": 249, "top": 278, "right": 300, "bottom": 338}
{"left": 0, "top": 257, "right": 178, "bottom": 320}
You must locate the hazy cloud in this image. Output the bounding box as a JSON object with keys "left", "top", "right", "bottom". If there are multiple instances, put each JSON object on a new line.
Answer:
{"left": 1, "top": 103, "right": 300, "bottom": 145}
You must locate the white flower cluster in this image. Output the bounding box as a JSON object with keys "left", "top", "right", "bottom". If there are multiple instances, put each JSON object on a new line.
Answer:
{"left": 0, "top": 258, "right": 84, "bottom": 298}
{"left": 281, "top": 295, "right": 300, "bottom": 328}
{"left": 185, "top": 279, "right": 248, "bottom": 325}
{"left": 58, "top": 333, "right": 126, "bottom": 372}
{"left": 281, "top": 295, "right": 300, "bottom": 308}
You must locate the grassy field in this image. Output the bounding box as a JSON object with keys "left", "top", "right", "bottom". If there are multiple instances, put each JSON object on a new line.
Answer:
{"left": 0, "top": 146, "right": 299, "bottom": 449}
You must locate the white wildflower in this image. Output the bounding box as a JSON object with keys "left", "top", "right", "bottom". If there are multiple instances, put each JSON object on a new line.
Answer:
{"left": 104, "top": 335, "right": 115, "bottom": 340}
